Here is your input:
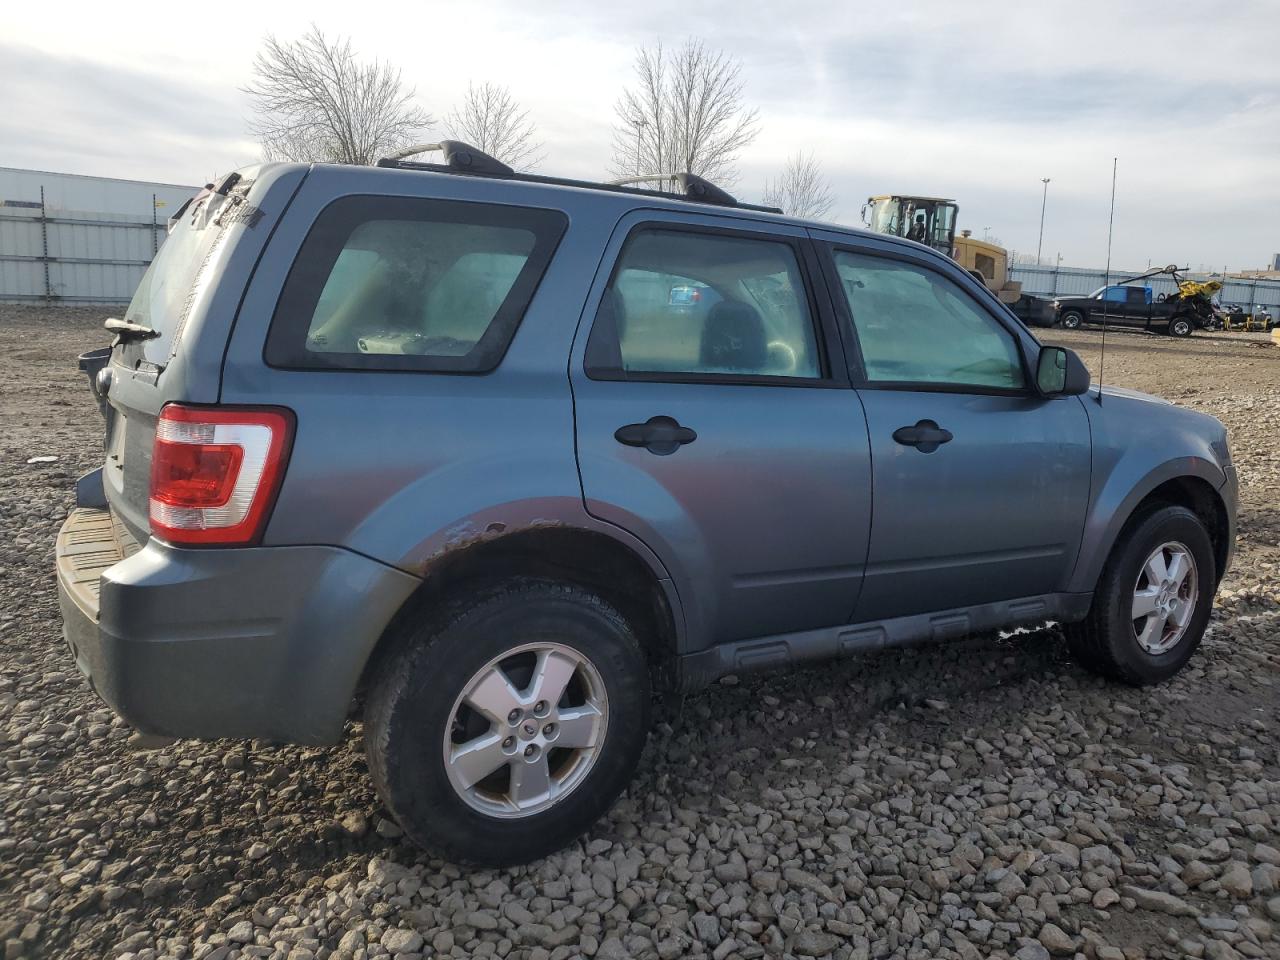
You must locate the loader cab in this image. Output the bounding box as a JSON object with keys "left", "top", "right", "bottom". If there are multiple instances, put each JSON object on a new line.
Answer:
{"left": 862, "top": 195, "right": 958, "bottom": 256}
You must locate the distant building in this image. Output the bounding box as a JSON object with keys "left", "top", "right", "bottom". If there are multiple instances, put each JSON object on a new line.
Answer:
{"left": 0, "top": 166, "right": 199, "bottom": 303}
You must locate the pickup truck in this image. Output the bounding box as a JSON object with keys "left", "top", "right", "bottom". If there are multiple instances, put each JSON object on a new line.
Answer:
{"left": 1054, "top": 284, "right": 1210, "bottom": 337}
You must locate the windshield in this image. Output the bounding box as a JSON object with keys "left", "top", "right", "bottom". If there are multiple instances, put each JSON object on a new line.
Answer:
{"left": 121, "top": 195, "right": 223, "bottom": 364}
{"left": 866, "top": 198, "right": 903, "bottom": 235}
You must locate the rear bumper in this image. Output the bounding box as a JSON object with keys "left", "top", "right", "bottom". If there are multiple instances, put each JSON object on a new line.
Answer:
{"left": 56, "top": 508, "right": 420, "bottom": 745}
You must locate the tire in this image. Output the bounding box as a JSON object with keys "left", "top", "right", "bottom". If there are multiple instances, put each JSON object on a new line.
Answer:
{"left": 364, "top": 579, "right": 651, "bottom": 865}
{"left": 1060, "top": 310, "right": 1084, "bottom": 329}
{"left": 1168, "top": 317, "right": 1193, "bottom": 337}
{"left": 1066, "top": 504, "right": 1215, "bottom": 686}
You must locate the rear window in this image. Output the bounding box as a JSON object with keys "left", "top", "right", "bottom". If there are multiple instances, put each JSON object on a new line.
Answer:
{"left": 122, "top": 199, "right": 224, "bottom": 364}
{"left": 265, "top": 196, "right": 567, "bottom": 372}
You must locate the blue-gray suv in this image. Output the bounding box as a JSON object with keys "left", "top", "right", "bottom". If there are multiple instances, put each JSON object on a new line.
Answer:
{"left": 57, "top": 143, "right": 1237, "bottom": 865}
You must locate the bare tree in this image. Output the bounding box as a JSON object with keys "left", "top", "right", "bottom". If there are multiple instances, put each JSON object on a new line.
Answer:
{"left": 611, "top": 39, "right": 759, "bottom": 188}
{"left": 445, "top": 83, "right": 543, "bottom": 171}
{"left": 244, "top": 27, "right": 432, "bottom": 165}
{"left": 762, "top": 152, "right": 836, "bottom": 220}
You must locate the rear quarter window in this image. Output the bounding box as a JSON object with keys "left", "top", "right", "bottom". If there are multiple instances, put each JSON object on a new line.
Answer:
{"left": 265, "top": 196, "right": 567, "bottom": 372}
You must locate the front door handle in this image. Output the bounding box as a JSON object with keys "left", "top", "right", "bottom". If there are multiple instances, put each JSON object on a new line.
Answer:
{"left": 615, "top": 416, "right": 697, "bottom": 456}
{"left": 892, "top": 419, "right": 953, "bottom": 453}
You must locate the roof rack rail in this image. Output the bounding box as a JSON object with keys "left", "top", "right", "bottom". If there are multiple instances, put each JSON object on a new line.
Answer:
{"left": 375, "top": 141, "right": 783, "bottom": 215}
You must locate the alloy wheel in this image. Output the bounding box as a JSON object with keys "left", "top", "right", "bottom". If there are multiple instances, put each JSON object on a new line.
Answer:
{"left": 443, "top": 642, "right": 608, "bottom": 818}
{"left": 1131, "top": 541, "right": 1198, "bottom": 655}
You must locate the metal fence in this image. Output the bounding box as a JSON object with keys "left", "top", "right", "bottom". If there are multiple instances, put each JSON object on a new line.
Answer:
{"left": 0, "top": 169, "right": 198, "bottom": 305}
{"left": 1011, "top": 263, "right": 1280, "bottom": 311}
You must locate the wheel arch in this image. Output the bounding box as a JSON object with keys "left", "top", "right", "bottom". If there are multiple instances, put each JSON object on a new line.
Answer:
{"left": 357, "top": 526, "right": 684, "bottom": 699}
{"left": 1071, "top": 469, "right": 1230, "bottom": 596}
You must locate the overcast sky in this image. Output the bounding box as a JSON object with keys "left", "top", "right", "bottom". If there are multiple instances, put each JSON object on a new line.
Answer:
{"left": 4, "top": 0, "right": 1277, "bottom": 270}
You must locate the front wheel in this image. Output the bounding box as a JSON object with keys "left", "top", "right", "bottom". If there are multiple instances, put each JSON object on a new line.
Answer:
{"left": 1168, "top": 317, "right": 1194, "bottom": 337}
{"left": 1066, "top": 505, "right": 1215, "bottom": 685}
{"left": 364, "top": 580, "right": 651, "bottom": 865}
{"left": 1060, "top": 310, "right": 1084, "bottom": 329}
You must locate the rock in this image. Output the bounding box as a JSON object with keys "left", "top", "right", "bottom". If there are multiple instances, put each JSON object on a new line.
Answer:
{"left": 1266, "top": 897, "right": 1280, "bottom": 922}
{"left": 691, "top": 913, "right": 720, "bottom": 945}
{"left": 1092, "top": 888, "right": 1120, "bottom": 909}
{"left": 1038, "top": 923, "right": 1074, "bottom": 955}
{"left": 1199, "top": 917, "right": 1238, "bottom": 934}
{"left": 1253, "top": 863, "right": 1280, "bottom": 894}
{"left": 995, "top": 869, "right": 1027, "bottom": 897}
{"left": 1220, "top": 862, "right": 1253, "bottom": 898}
{"left": 367, "top": 858, "right": 412, "bottom": 886}
{"left": 1183, "top": 860, "right": 1215, "bottom": 887}
{"left": 783, "top": 867, "right": 839, "bottom": 902}
{"left": 1202, "top": 838, "right": 1231, "bottom": 862}
{"left": 466, "top": 910, "right": 499, "bottom": 931}
{"left": 227, "top": 920, "right": 255, "bottom": 944}
{"left": 245, "top": 841, "right": 269, "bottom": 861}
{"left": 1253, "top": 844, "right": 1280, "bottom": 867}
{"left": 339, "top": 811, "right": 369, "bottom": 838}
{"left": 431, "top": 931, "right": 454, "bottom": 953}
{"left": 1122, "top": 886, "right": 1198, "bottom": 917}
{"left": 1015, "top": 945, "right": 1051, "bottom": 960}
{"left": 714, "top": 857, "right": 748, "bottom": 883}
{"left": 381, "top": 928, "right": 424, "bottom": 954}
{"left": 790, "top": 931, "right": 841, "bottom": 957}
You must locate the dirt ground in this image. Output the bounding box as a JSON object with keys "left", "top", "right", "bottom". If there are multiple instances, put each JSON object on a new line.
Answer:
{"left": 0, "top": 305, "right": 1277, "bottom": 960}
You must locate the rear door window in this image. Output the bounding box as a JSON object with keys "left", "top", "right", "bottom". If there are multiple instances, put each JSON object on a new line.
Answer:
{"left": 266, "top": 197, "right": 567, "bottom": 372}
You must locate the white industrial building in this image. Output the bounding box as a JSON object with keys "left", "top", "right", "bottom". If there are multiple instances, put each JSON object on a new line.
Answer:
{"left": 0, "top": 167, "right": 200, "bottom": 303}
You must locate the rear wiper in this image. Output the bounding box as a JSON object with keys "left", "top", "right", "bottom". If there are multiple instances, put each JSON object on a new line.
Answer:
{"left": 104, "top": 317, "right": 160, "bottom": 342}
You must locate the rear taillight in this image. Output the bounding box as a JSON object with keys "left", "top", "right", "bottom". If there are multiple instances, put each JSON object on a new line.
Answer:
{"left": 149, "top": 404, "right": 294, "bottom": 546}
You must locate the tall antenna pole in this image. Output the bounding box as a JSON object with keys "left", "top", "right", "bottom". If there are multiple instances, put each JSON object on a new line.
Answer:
{"left": 1037, "top": 178, "right": 1051, "bottom": 265}
{"left": 1098, "top": 158, "right": 1117, "bottom": 406}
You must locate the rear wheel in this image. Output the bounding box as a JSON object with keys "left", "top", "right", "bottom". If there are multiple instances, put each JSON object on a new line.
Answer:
{"left": 1066, "top": 505, "right": 1215, "bottom": 685}
{"left": 1060, "top": 310, "right": 1084, "bottom": 329}
{"left": 1168, "top": 317, "right": 1194, "bottom": 337}
{"left": 364, "top": 579, "right": 651, "bottom": 865}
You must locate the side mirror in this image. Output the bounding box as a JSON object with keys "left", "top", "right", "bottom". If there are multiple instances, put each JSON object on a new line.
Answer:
{"left": 1036, "top": 346, "right": 1091, "bottom": 396}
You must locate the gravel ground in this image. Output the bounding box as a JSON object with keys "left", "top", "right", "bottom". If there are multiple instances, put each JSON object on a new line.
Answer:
{"left": 1, "top": 304, "right": 1278, "bottom": 960}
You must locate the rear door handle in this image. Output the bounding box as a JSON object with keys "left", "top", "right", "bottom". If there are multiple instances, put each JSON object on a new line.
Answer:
{"left": 615, "top": 416, "right": 697, "bottom": 456}
{"left": 892, "top": 419, "right": 953, "bottom": 453}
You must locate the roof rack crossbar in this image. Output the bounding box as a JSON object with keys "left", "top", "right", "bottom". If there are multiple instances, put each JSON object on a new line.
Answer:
{"left": 377, "top": 141, "right": 513, "bottom": 177}
{"left": 375, "top": 142, "right": 782, "bottom": 215}
{"left": 609, "top": 173, "right": 741, "bottom": 209}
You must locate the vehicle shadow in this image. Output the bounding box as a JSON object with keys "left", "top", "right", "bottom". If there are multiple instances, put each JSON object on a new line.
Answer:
{"left": 646, "top": 624, "right": 1078, "bottom": 780}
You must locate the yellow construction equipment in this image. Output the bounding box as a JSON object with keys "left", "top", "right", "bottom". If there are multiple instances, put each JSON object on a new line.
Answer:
{"left": 862, "top": 195, "right": 1054, "bottom": 326}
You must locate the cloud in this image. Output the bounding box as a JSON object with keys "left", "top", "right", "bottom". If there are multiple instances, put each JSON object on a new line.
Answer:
{"left": 0, "top": 42, "right": 258, "bottom": 181}
{"left": 3, "top": 0, "right": 1278, "bottom": 268}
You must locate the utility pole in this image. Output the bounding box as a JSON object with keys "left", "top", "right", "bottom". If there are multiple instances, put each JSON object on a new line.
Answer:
{"left": 1036, "top": 178, "right": 1051, "bottom": 266}
{"left": 632, "top": 117, "right": 647, "bottom": 177}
